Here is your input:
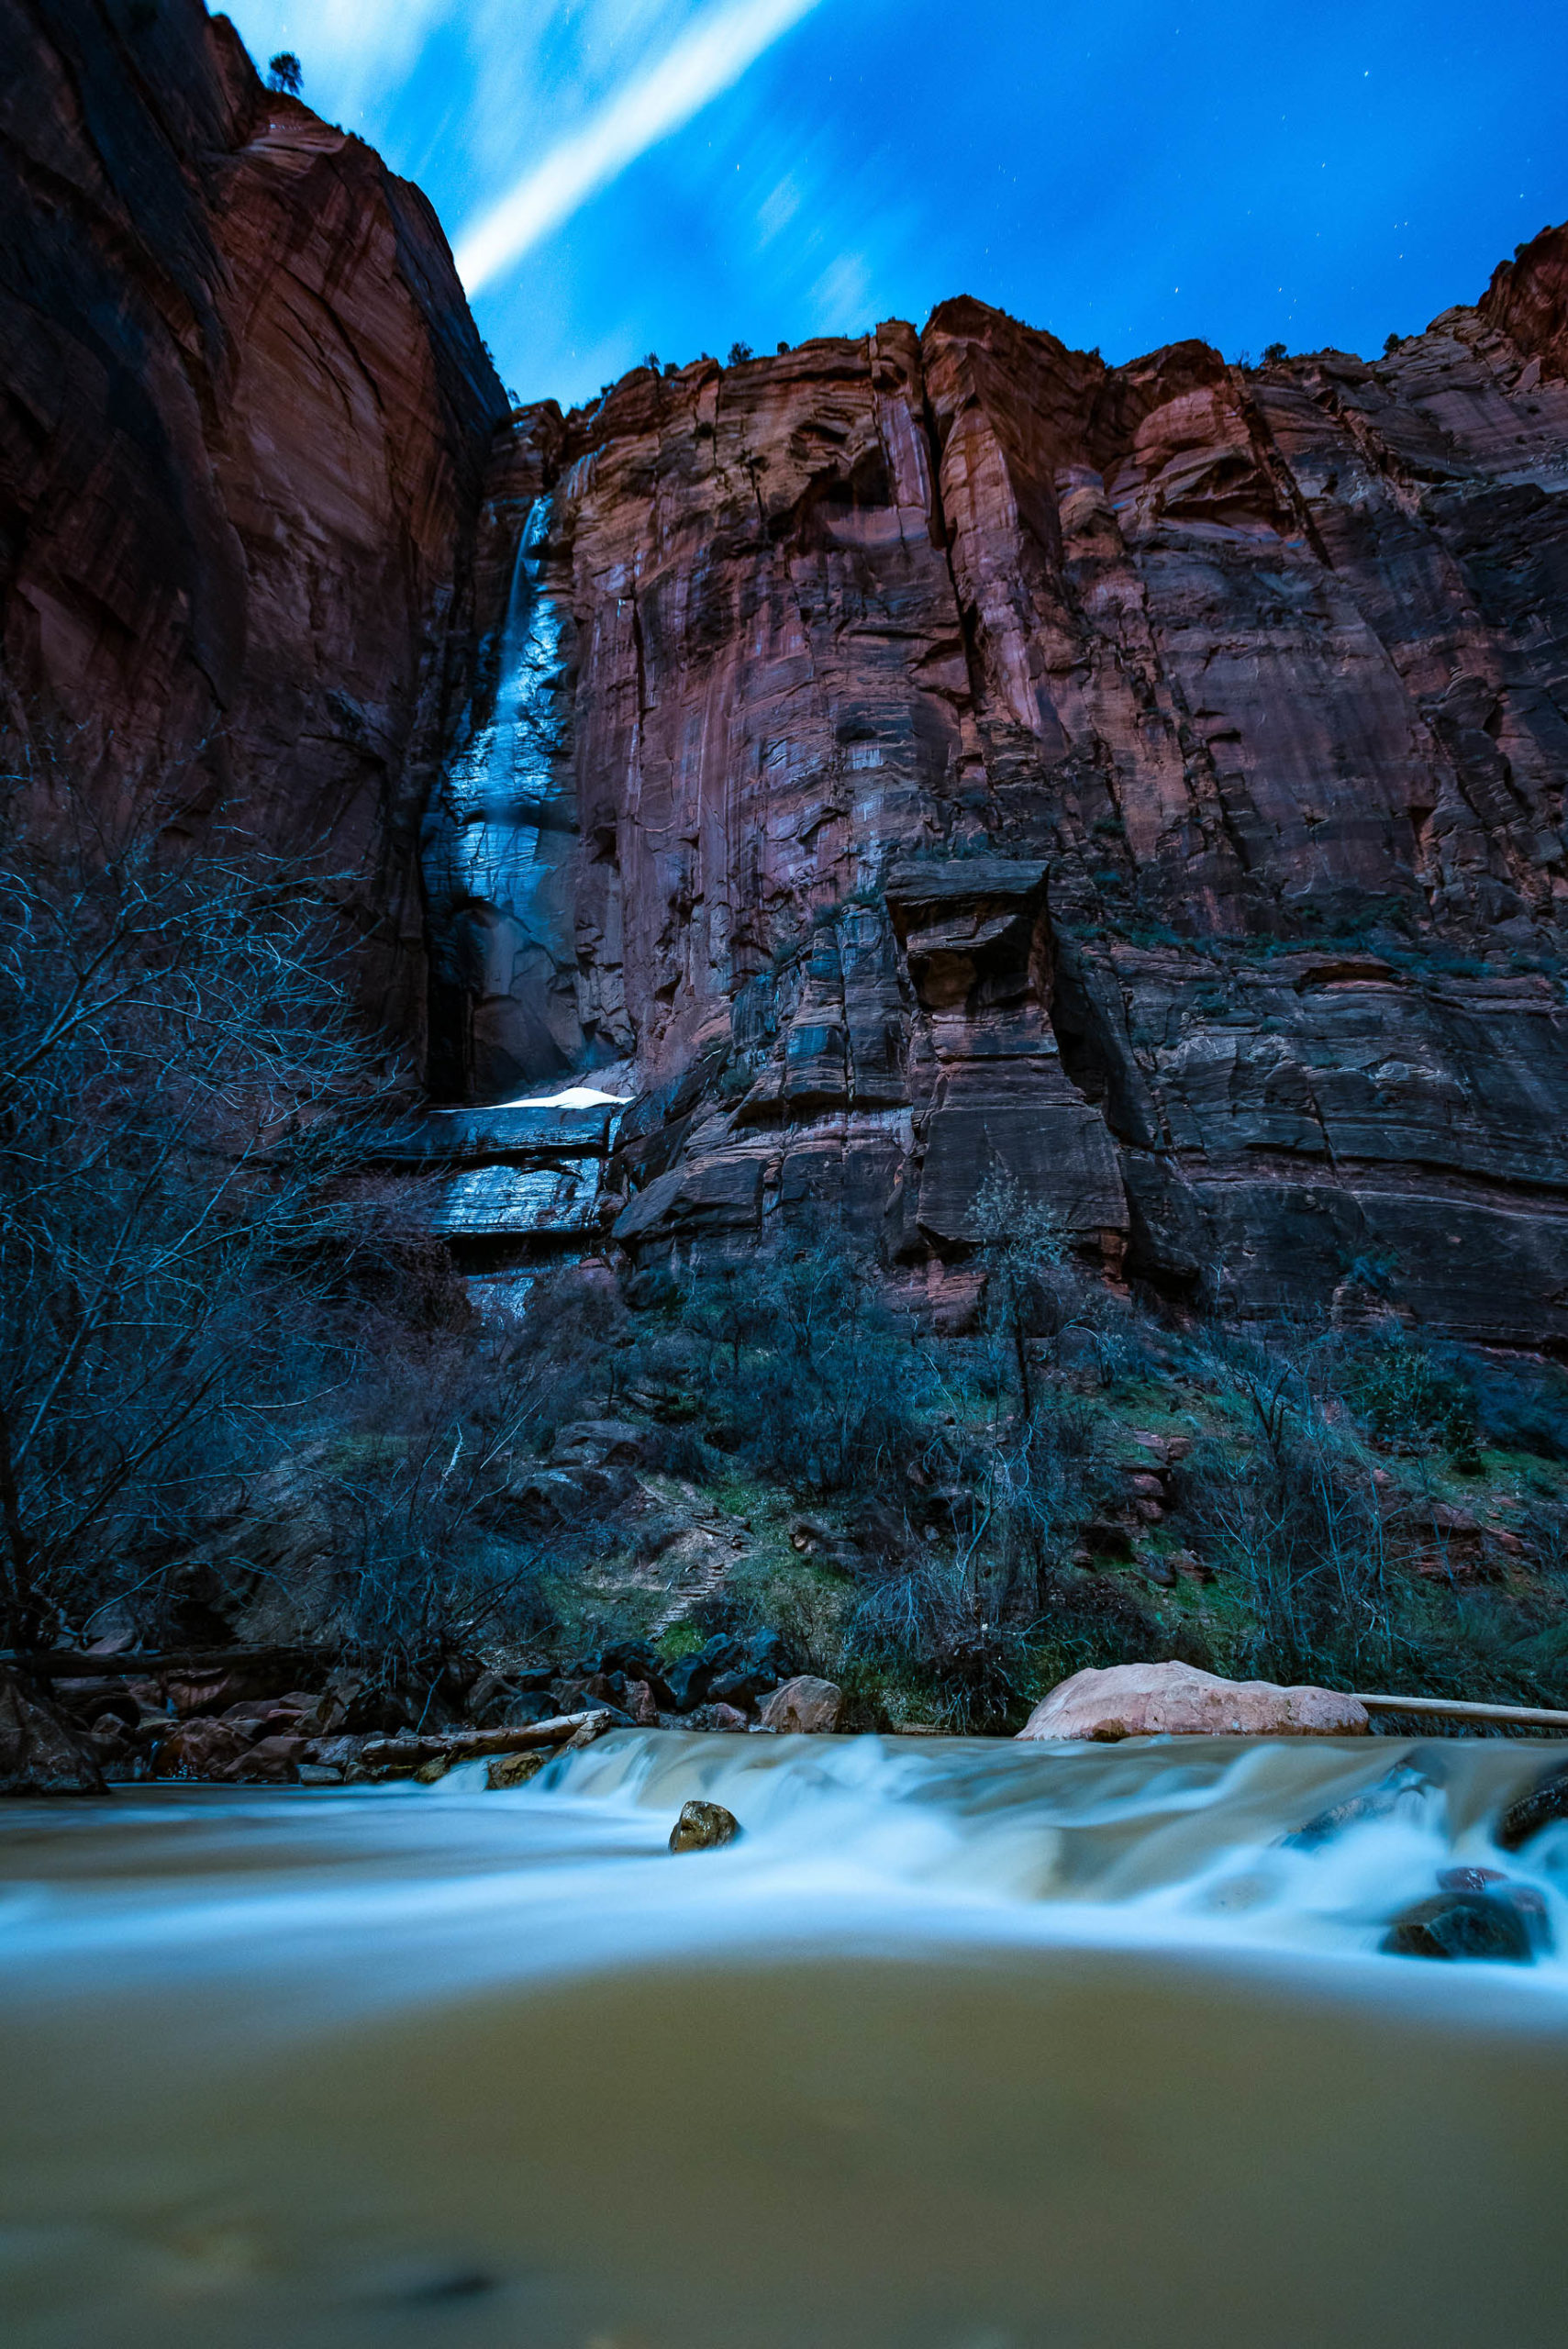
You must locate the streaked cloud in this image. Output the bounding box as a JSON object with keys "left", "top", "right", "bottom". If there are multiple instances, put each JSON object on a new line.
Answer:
{"left": 453, "top": 0, "right": 825, "bottom": 293}
{"left": 811, "top": 250, "right": 873, "bottom": 333}
{"left": 223, "top": 0, "right": 1568, "bottom": 416}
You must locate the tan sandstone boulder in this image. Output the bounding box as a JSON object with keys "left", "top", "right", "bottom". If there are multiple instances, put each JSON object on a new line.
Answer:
{"left": 1017, "top": 1662, "right": 1369, "bottom": 1742}
{"left": 760, "top": 1675, "right": 844, "bottom": 1733}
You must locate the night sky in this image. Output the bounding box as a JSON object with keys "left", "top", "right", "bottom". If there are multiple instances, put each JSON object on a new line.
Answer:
{"left": 226, "top": 0, "right": 1567, "bottom": 412}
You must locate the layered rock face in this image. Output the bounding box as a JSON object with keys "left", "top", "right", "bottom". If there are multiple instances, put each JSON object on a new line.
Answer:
{"left": 6, "top": 9, "right": 1567, "bottom": 1346}
{"left": 448, "top": 227, "right": 1568, "bottom": 1345}
{"left": 0, "top": 0, "right": 506, "bottom": 1037}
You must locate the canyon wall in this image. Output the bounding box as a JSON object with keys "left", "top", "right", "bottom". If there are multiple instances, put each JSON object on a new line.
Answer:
{"left": 0, "top": 0, "right": 507, "bottom": 1039}
{"left": 6, "top": 4, "right": 1568, "bottom": 1346}
{"left": 454, "top": 228, "right": 1568, "bottom": 1346}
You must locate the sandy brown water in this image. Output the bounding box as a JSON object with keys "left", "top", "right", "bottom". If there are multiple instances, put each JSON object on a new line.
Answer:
{"left": 3, "top": 1730, "right": 1568, "bottom": 2348}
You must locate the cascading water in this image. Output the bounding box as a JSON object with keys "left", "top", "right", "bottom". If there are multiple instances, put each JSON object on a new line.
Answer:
{"left": 4, "top": 1731, "right": 1568, "bottom": 2348}
{"left": 422, "top": 495, "right": 583, "bottom": 1096}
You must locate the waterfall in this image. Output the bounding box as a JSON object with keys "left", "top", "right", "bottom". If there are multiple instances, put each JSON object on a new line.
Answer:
{"left": 424, "top": 494, "right": 582, "bottom": 1097}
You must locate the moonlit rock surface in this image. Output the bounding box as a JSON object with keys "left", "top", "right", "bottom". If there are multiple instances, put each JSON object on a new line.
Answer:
{"left": 1018, "top": 1662, "right": 1371, "bottom": 1742}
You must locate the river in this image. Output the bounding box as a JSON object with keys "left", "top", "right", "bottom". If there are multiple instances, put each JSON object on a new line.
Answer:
{"left": 4, "top": 1731, "right": 1567, "bottom": 2347}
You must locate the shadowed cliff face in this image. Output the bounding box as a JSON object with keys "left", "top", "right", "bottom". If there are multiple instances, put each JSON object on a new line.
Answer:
{"left": 449, "top": 230, "right": 1568, "bottom": 1346}
{"left": 0, "top": 0, "right": 507, "bottom": 1041}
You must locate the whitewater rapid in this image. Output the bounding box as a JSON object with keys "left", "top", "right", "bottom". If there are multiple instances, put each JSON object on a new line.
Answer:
{"left": 4, "top": 1731, "right": 1567, "bottom": 2347}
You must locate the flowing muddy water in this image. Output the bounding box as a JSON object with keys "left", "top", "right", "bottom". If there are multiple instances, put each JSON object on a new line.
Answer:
{"left": 4, "top": 1731, "right": 1568, "bottom": 2348}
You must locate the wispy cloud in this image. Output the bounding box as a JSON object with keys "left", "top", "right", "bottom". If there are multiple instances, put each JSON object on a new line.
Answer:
{"left": 453, "top": 0, "right": 824, "bottom": 293}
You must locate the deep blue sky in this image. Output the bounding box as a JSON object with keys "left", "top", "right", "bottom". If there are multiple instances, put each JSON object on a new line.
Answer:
{"left": 226, "top": 0, "right": 1567, "bottom": 413}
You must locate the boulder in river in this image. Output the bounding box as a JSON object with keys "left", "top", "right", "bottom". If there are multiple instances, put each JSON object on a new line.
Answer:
{"left": 1284, "top": 1762, "right": 1439, "bottom": 1849}
{"left": 1382, "top": 1884, "right": 1551, "bottom": 1962}
{"left": 486, "top": 1752, "right": 547, "bottom": 1789}
{"left": 1018, "top": 1662, "right": 1370, "bottom": 1742}
{"left": 760, "top": 1675, "right": 844, "bottom": 1733}
{"left": 669, "top": 1799, "right": 741, "bottom": 1852}
{"left": 1496, "top": 1759, "right": 1568, "bottom": 1852}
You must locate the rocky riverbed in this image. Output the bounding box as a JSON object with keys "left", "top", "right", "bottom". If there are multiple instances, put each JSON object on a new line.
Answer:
{"left": 9, "top": 1632, "right": 845, "bottom": 1791}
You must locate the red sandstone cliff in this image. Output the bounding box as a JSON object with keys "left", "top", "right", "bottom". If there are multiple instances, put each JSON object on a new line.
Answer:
{"left": 0, "top": 0, "right": 506, "bottom": 1037}
{"left": 6, "top": 5, "right": 1568, "bottom": 1348}
{"left": 439, "top": 228, "right": 1568, "bottom": 1347}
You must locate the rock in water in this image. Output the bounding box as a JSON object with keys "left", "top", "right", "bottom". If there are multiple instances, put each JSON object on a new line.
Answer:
{"left": 485, "top": 1752, "right": 547, "bottom": 1790}
{"left": 760, "top": 1676, "right": 844, "bottom": 1734}
{"left": 1382, "top": 1887, "right": 1551, "bottom": 1963}
{"left": 1018, "top": 1663, "right": 1369, "bottom": 1742}
{"left": 1438, "top": 1865, "right": 1506, "bottom": 1892}
{"left": 1284, "top": 1763, "right": 1439, "bottom": 1849}
{"left": 669, "top": 1800, "right": 741, "bottom": 1853}
{"left": 1496, "top": 1760, "right": 1568, "bottom": 1852}
{"left": 0, "top": 1674, "right": 106, "bottom": 1794}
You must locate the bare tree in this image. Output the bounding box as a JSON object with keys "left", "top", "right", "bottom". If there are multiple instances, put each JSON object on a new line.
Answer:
{"left": 1179, "top": 1332, "right": 1393, "bottom": 1685}
{"left": 318, "top": 1337, "right": 565, "bottom": 1706}
{"left": 0, "top": 751, "right": 395, "bottom": 1653}
{"left": 971, "top": 1166, "right": 1071, "bottom": 1417}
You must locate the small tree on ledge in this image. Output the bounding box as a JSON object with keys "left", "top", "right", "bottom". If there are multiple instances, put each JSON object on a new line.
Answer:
{"left": 267, "top": 51, "right": 303, "bottom": 95}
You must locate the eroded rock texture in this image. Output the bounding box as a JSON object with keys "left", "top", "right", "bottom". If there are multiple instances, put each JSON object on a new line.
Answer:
{"left": 449, "top": 227, "right": 1568, "bottom": 1345}
{"left": 6, "top": 8, "right": 1567, "bottom": 1344}
{"left": 0, "top": 0, "right": 506, "bottom": 1037}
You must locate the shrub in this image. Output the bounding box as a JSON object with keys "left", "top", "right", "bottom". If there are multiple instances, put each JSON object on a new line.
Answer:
{"left": 1389, "top": 1588, "right": 1568, "bottom": 1717}
{"left": 971, "top": 1168, "right": 1069, "bottom": 1414}
{"left": 1178, "top": 1337, "right": 1392, "bottom": 1686}
{"left": 675, "top": 1230, "right": 935, "bottom": 1499}
{"left": 843, "top": 1550, "right": 1031, "bottom": 1731}
{"left": 1024, "top": 1568, "right": 1170, "bottom": 1697}
{"left": 1340, "top": 1340, "right": 1474, "bottom": 1453}
{"left": 973, "top": 1398, "right": 1120, "bottom": 1601}
{"left": 1465, "top": 1357, "right": 1568, "bottom": 1462}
